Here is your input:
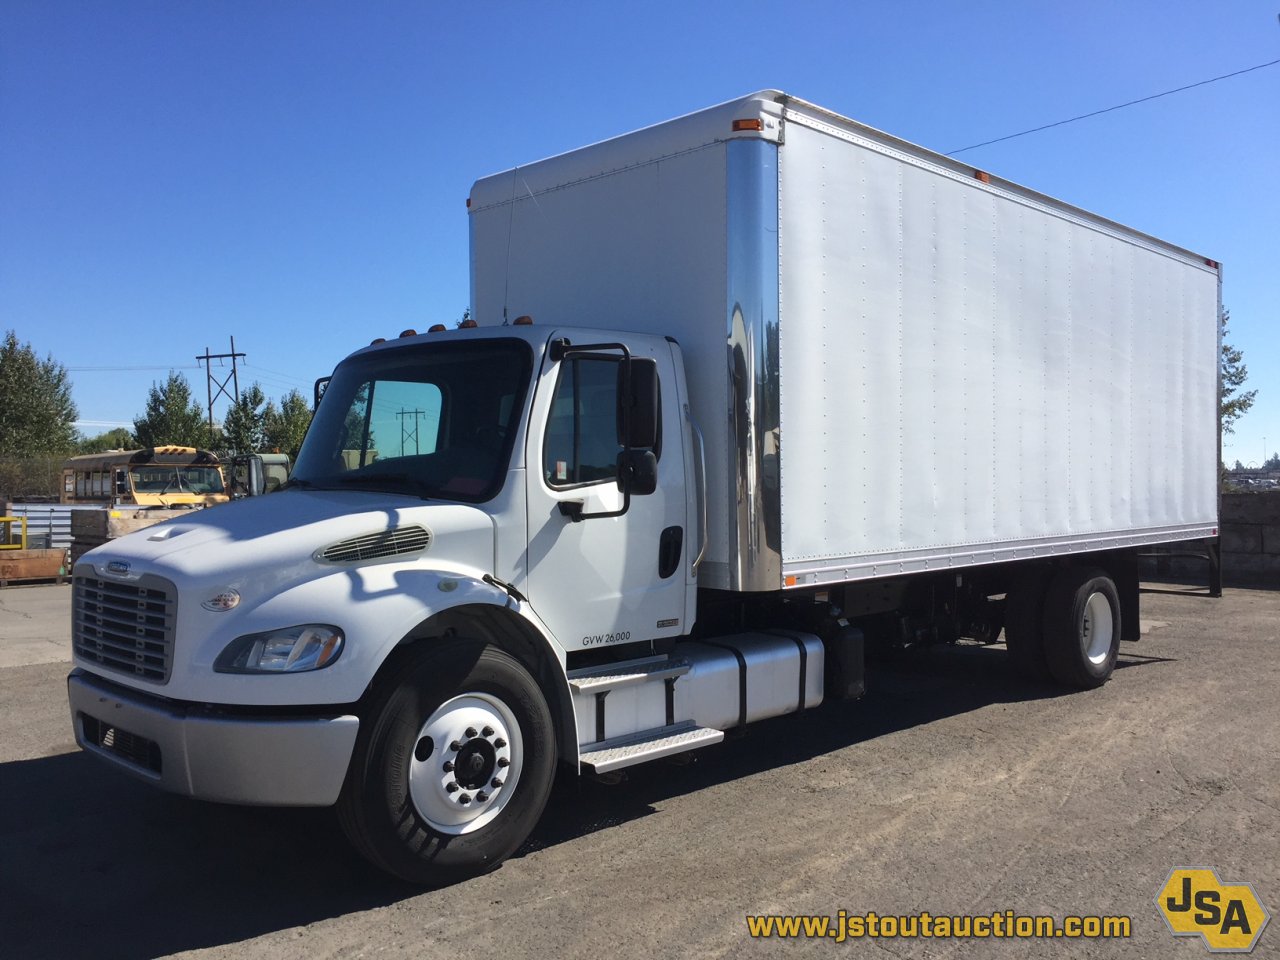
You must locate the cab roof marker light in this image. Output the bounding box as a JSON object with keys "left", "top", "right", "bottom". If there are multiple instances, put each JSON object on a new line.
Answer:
{"left": 400, "top": 329, "right": 417, "bottom": 338}
{"left": 370, "top": 337, "right": 386, "bottom": 345}
{"left": 428, "top": 323, "right": 447, "bottom": 333}
{"left": 459, "top": 318, "right": 478, "bottom": 329}
{"left": 513, "top": 315, "right": 534, "bottom": 326}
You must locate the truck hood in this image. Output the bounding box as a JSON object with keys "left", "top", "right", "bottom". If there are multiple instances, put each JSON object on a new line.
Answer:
{"left": 78, "top": 490, "right": 497, "bottom": 593}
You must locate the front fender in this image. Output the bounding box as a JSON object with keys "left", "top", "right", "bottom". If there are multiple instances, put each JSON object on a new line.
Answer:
{"left": 145, "top": 565, "right": 560, "bottom": 708}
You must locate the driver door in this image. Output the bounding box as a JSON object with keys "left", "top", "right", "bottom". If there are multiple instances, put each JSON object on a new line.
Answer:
{"left": 522, "top": 338, "right": 688, "bottom": 653}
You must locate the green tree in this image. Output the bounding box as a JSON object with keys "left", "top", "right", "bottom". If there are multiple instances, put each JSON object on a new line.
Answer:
{"left": 221, "top": 383, "right": 266, "bottom": 456}
{"left": 0, "top": 330, "right": 79, "bottom": 456}
{"left": 263, "top": 388, "right": 313, "bottom": 460}
{"left": 78, "top": 426, "right": 136, "bottom": 453}
{"left": 1220, "top": 310, "right": 1256, "bottom": 436}
{"left": 133, "top": 372, "right": 209, "bottom": 448}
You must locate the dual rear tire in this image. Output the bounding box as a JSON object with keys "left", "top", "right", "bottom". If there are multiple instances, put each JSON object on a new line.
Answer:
{"left": 1004, "top": 565, "right": 1121, "bottom": 689}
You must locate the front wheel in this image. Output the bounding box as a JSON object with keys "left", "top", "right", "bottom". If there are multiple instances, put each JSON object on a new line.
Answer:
{"left": 1041, "top": 567, "right": 1121, "bottom": 689}
{"left": 338, "top": 639, "right": 556, "bottom": 885}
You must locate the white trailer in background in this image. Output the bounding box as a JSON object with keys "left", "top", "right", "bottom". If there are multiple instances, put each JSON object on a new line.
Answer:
{"left": 68, "top": 92, "right": 1219, "bottom": 885}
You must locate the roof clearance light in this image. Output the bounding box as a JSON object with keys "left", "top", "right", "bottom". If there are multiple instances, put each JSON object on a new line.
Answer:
{"left": 428, "top": 323, "right": 447, "bottom": 333}
{"left": 974, "top": 171, "right": 991, "bottom": 184}
{"left": 400, "top": 328, "right": 417, "bottom": 338}
{"left": 732, "top": 118, "right": 763, "bottom": 132}
{"left": 466, "top": 197, "right": 472, "bottom": 208}
{"left": 370, "top": 337, "right": 386, "bottom": 345}
{"left": 459, "top": 318, "right": 478, "bottom": 329}
{"left": 1205, "top": 258, "right": 1219, "bottom": 269}
{"left": 513, "top": 315, "right": 534, "bottom": 326}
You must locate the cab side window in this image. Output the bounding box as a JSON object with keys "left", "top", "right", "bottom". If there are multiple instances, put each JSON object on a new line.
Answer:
{"left": 544, "top": 358, "right": 622, "bottom": 487}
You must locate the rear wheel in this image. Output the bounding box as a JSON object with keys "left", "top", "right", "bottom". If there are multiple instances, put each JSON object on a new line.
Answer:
{"left": 338, "top": 639, "right": 556, "bottom": 885}
{"left": 1041, "top": 567, "right": 1121, "bottom": 689}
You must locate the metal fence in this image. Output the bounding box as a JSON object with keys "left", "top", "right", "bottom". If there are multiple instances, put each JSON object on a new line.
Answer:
{"left": 5, "top": 504, "right": 105, "bottom": 550}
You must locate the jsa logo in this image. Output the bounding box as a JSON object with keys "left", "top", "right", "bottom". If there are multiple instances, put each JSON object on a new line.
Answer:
{"left": 1156, "top": 868, "right": 1270, "bottom": 953}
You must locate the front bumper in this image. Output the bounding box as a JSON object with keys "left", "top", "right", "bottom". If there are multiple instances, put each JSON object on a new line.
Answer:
{"left": 67, "top": 669, "right": 360, "bottom": 806}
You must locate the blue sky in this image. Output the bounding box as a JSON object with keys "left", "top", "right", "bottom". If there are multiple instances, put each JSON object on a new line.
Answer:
{"left": 2, "top": 1, "right": 1277, "bottom": 464}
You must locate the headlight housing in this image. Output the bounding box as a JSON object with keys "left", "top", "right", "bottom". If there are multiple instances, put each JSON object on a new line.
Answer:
{"left": 214, "top": 624, "right": 345, "bottom": 674}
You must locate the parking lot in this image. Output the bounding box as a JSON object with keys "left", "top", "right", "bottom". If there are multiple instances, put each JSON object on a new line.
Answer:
{"left": 2, "top": 581, "right": 1277, "bottom": 959}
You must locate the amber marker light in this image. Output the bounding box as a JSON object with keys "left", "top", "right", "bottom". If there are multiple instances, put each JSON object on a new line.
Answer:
{"left": 732, "top": 118, "right": 763, "bottom": 132}
{"left": 514, "top": 315, "right": 534, "bottom": 325}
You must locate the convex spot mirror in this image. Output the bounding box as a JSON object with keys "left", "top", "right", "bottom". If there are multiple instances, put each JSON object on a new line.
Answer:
{"left": 616, "top": 449, "right": 658, "bottom": 496}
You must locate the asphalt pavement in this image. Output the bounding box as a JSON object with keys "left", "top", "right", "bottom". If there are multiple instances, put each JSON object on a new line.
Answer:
{"left": 1, "top": 581, "right": 1276, "bottom": 959}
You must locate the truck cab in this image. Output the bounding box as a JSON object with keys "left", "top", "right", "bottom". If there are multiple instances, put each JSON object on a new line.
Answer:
{"left": 68, "top": 322, "right": 726, "bottom": 884}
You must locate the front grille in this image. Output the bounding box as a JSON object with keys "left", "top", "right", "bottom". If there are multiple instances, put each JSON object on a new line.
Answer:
{"left": 320, "top": 525, "right": 431, "bottom": 563}
{"left": 80, "top": 713, "right": 162, "bottom": 773}
{"left": 73, "top": 574, "right": 176, "bottom": 683}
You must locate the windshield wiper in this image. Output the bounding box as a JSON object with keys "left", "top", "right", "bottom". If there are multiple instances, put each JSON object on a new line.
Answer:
{"left": 279, "top": 477, "right": 315, "bottom": 491}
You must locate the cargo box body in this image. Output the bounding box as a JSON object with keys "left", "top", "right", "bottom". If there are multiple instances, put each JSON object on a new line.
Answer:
{"left": 469, "top": 91, "right": 1220, "bottom": 593}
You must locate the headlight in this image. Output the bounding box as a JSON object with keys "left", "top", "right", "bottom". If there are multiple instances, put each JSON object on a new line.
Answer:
{"left": 214, "top": 624, "right": 345, "bottom": 674}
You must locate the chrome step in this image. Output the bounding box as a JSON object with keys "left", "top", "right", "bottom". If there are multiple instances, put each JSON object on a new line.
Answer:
{"left": 579, "top": 721, "right": 724, "bottom": 774}
{"left": 568, "top": 655, "right": 692, "bottom": 695}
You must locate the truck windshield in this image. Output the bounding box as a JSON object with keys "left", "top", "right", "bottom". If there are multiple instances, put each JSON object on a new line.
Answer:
{"left": 130, "top": 465, "right": 226, "bottom": 495}
{"left": 291, "top": 338, "right": 532, "bottom": 503}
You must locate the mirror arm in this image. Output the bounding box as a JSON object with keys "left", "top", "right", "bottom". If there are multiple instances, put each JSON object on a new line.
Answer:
{"left": 559, "top": 488, "right": 631, "bottom": 523}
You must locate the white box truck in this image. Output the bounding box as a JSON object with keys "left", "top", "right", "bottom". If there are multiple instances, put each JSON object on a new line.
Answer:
{"left": 67, "top": 92, "right": 1220, "bottom": 884}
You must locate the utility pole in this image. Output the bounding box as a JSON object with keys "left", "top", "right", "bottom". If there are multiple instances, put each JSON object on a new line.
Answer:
{"left": 196, "top": 337, "right": 246, "bottom": 440}
{"left": 397, "top": 408, "right": 426, "bottom": 456}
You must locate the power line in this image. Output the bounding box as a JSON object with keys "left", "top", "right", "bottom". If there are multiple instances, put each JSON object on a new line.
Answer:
{"left": 241, "top": 361, "right": 312, "bottom": 386}
{"left": 68, "top": 364, "right": 201, "bottom": 372}
{"left": 947, "top": 56, "right": 1280, "bottom": 156}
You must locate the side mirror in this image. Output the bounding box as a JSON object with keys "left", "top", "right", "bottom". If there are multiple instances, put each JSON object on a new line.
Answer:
{"left": 616, "top": 449, "right": 658, "bottom": 496}
{"left": 314, "top": 376, "right": 331, "bottom": 410}
{"left": 245, "top": 456, "right": 265, "bottom": 497}
{"left": 616, "top": 358, "right": 659, "bottom": 450}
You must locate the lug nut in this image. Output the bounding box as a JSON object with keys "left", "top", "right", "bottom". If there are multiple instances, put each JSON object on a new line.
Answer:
{"left": 497, "top": 757, "right": 510, "bottom": 768}
{"left": 442, "top": 761, "right": 454, "bottom": 772}
{"left": 482, "top": 725, "right": 495, "bottom": 737}
{"left": 491, "top": 777, "right": 503, "bottom": 788}
{"left": 459, "top": 794, "right": 472, "bottom": 805}
{"left": 465, "top": 727, "right": 478, "bottom": 739}
{"left": 476, "top": 791, "right": 489, "bottom": 802}
{"left": 446, "top": 782, "right": 459, "bottom": 793}
{"left": 450, "top": 740, "right": 462, "bottom": 751}
{"left": 494, "top": 737, "right": 507, "bottom": 748}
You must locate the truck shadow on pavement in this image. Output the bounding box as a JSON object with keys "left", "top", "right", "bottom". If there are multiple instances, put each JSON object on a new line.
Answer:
{"left": 0, "top": 644, "right": 1171, "bottom": 960}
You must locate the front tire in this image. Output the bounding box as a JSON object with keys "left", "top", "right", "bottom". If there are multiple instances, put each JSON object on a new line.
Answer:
{"left": 338, "top": 639, "right": 556, "bottom": 885}
{"left": 1041, "top": 567, "right": 1121, "bottom": 689}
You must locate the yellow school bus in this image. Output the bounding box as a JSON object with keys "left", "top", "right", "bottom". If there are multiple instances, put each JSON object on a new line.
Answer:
{"left": 61, "top": 446, "right": 229, "bottom": 509}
